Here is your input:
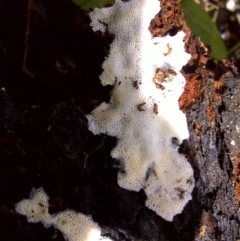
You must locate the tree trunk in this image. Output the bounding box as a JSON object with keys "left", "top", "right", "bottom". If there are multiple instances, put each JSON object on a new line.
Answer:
{"left": 0, "top": 0, "right": 239, "bottom": 240}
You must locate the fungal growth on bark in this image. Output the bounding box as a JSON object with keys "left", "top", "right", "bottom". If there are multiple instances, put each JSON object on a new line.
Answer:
{"left": 87, "top": 0, "right": 194, "bottom": 221}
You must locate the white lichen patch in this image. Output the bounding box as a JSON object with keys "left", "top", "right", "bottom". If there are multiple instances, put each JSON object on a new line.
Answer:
{"left": 88, "top": 0, "right": 194, "bottom": 221}
{"left": 15, "top": 188, "right": 111, "bottom": 241}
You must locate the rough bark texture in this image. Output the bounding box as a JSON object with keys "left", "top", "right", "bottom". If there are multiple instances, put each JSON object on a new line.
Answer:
{"left": 181, "top": 59, "right": 240, "bottom": 241}
{"left": 0, "top": 0, "right": 239, "bottom": 241}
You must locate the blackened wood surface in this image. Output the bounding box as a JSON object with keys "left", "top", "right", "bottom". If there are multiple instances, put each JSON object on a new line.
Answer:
{"left": 183, "top": 66, "right": 240, "bottom": 241}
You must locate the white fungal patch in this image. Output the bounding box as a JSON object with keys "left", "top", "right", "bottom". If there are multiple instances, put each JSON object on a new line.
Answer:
{"left": 88, "top": 0, "right": 194, "bottom": 221}
{"left": 15, "top": 188, "right": 111, "bottom": 241}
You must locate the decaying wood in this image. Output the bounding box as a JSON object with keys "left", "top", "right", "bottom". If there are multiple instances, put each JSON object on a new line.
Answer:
{"left": 0, "top": 0, "right": 239, "bottom": 240}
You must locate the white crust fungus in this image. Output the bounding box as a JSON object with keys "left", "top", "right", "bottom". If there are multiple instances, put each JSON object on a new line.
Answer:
{"left": 15, "top": 188, "right": 111, "bottom": 241}
{"left": 88, "top": 0, "right": 194, "bottom": 221}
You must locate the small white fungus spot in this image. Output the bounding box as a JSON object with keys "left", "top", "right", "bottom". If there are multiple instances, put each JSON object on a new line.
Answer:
{"left": 15, "top": 188, "right": 111, "bottom": 241}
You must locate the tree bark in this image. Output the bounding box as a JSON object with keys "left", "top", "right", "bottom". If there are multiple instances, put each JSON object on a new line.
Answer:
{"left": 0, "top": 0, "right": 239, "bottom": 240}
